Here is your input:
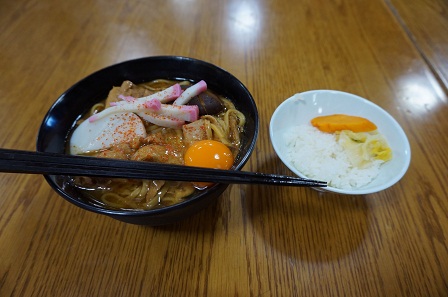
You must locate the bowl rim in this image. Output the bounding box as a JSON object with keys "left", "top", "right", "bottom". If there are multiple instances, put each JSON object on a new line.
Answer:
{"left": 37, "top": 55, "right": 259, "bottom": 216}
{"left": 269, "top": 89, "right": 411, "bottom": 195}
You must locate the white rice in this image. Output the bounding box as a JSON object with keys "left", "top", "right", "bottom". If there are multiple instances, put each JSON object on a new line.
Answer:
{"left": 284, "top": 125, "right": 383, "bottom": 189}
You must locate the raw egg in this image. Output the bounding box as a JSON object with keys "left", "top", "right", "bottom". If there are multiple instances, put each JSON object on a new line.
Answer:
{"left": 184, "top": 140, "right": 234, "bottom": 169}
{"left": 184, "top": 140, "right": 234, "bottom": 188}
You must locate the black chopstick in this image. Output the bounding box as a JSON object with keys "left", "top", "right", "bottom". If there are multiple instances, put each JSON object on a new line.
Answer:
{"left": 0, "top": 148, "right": 327, "bottom": 187}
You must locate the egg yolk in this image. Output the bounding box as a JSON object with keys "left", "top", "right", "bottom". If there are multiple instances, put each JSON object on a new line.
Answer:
{"left": 184, "top": 140, "right": 234, "bottom": 188}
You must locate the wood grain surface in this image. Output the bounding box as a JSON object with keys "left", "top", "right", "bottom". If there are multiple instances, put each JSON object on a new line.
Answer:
{"left": 388, "top": 0, "right": 448, "bottom": 88}
{"left": 0, "top": 0, "right": 447, "bottom": 296}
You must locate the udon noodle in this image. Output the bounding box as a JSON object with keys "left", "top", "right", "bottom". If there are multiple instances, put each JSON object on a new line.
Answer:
{"left": 68, "top": 79, "right": 246, "bottom": 210}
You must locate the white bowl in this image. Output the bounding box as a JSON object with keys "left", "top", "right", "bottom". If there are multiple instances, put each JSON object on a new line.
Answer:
{"left": 269, "top": 90, "right": 411, "bottom": 195}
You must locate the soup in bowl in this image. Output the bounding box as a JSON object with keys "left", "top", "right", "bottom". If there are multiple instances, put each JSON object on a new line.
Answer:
{"left": 37, "top": 56, "right": 259, "bottom": 225}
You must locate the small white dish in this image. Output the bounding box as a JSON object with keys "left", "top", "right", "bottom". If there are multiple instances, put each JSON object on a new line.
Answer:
{"left": 269, "top": 90, "right": 411, "bottom": 195}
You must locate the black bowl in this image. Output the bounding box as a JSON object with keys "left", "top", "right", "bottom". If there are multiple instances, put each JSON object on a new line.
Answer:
{"left": 37, "top": 56, "right": 258, "bottom": 225}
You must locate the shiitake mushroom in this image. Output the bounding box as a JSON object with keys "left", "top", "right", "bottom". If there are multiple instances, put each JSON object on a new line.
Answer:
{"left": 188, "top": 91, "right": 225, "bottom": 115}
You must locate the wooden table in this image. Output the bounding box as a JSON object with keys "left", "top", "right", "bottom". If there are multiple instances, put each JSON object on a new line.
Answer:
{"left": 1, "top": 0, "right": 447, "bottom": 296}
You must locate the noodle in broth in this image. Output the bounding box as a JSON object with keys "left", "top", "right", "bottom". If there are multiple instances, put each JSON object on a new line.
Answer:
{"left": 68, "top": 79, "right": 245, "bottom": 210}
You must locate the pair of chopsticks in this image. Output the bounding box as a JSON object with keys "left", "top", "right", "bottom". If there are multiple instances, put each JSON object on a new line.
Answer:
{"left": 0, "top": 148, "right": 327, "bottom": 187}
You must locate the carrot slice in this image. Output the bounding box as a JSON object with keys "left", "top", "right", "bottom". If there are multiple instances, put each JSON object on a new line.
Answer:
{"left": 311, "top": 114, "right": 377, "bottom": 133}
